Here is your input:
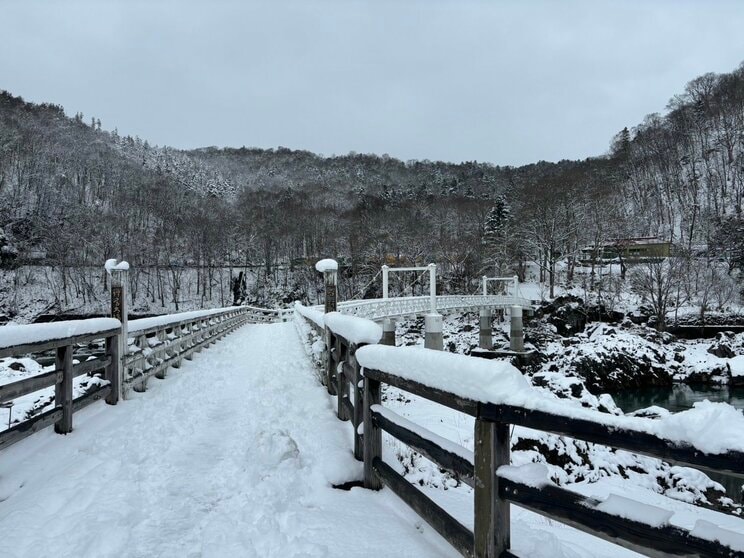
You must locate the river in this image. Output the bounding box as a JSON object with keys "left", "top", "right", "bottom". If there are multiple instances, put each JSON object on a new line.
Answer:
{"left": 611, "top": 384, "right": 744, "bottom": 503}
{"left": 611, "top": 384, "right": 744, "bottom": 414}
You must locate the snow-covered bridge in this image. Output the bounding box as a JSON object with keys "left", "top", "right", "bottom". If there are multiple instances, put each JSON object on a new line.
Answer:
{"left": 0, "top": 322, "right": 461, "bottom": 557}
{"left": 0, "top": 313, "right": 626, "bottom": 558}
{"left": 2, "top": 264, "right": 744, "bottom": 557}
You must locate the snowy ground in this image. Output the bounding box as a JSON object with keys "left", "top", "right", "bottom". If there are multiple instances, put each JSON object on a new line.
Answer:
{"left": 3, "top": 321, "right": 740, "bottom": 557}
{"left": 0, "top": 323, "right": 456, "bottom": 558}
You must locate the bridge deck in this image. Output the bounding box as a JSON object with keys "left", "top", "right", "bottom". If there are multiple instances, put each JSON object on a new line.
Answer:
{"left": 0, "top": 322, "right": 643, "bottom": 558}
{"left": 0, "top": 323, "right": 456, "bottom": 558}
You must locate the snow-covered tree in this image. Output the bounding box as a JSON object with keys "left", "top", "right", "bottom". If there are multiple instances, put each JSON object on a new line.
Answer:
{"left": 482, "top": 195, "right": 511, "bottom": 274}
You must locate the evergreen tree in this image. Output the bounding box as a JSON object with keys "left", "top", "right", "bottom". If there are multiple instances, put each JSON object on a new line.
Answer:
{"left": 482, "top": 194, "right": 511, "bottom": 273}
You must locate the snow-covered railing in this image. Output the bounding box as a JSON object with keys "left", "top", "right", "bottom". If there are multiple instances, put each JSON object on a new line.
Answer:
{"left": 353, "top": 345, "right": 744, "bottom": 558}
{"left": 293, "top": 302, "right": 325, "bottom": 334}
{"left": 123, "top": 306, "right": 251, "bottom": 394}
{"left": 243, "top": 305, "right": 292, "bottom": 323}
{"left": 0, "top": 319, "right": 122, "bottom": 451}
{"left": 311, "top": 294, "right": 532, "bottom": 321}
{"left": 323, "top": 313, "right": 383, "bottom": 460}
{"left": 0, "top": 301, "right": 284, "bottom": 450}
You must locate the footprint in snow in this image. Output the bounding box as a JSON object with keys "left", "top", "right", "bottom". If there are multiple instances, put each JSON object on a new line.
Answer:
{"left": 255, "top": 429, "right": 300, "bottom": 467}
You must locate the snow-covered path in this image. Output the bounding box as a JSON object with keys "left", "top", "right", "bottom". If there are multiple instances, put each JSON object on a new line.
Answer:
{"left": 0, "top": 323, "right": 457, "bottom": 558}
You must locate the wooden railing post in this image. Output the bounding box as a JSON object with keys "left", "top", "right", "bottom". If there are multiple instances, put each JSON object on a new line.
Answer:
{"left": 155, "top": 329, "right": 168, "bottom": 379}
{"left": 105, "top": 332, "right": 120, "bottom": 405}
{"left": 109, "top": 264, "right": 128, "bottom": 400}
{"left": 363, "top": 372, "right": 382, "bottom": 490}
{"left": 323, "top": 270, "right": 337, "bottom": 314}
{"left": 172, "top": 326, "right": 183, "bottom": 369}
{"left": 54, "top": 344, "right": 73, "bottom": 434}
{"left": 325, "top": 327, "right": 336, "bottom": 395}
{"left": 184, "top": 322, "right": 195, "bottom": 360}
{"left": 337, "top": 337, "right": 351, "bottom": 421}
{"left": 474, "top": 416, "right": 510, "bottom": 557}
{"left": 133, "top": 334, "right": 148, "bottom": 392}
{"left": 351, "top": 346, "right": 364, "bottom": 461}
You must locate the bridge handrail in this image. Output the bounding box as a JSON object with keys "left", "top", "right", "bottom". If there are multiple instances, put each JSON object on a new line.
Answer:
{"left": 123, "top": 307, "right": 250, "bottom": 392}
{"left": 310, "top": 294, "right": 533, "bottom": 321}
{"left": 0, "top": 303, "right": 272, "bottom": 453}
{"left": 314, "top": 313, "right": 744, "bottom": 558}
{"left": 0, "top": 319, "right": 122, "bottom": 451}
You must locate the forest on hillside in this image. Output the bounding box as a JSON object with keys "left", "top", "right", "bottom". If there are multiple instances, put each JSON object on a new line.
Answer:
{"left": 1, "top": 62, "right": 744, "bottom": 320}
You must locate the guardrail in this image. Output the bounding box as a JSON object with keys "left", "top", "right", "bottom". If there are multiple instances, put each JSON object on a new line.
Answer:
{"left": 312, "top": 294, "right": 532, "bottom": 321}
{"left": 308, "top": 311, "right": 744, "bottom": 558}
{"left": 124, "top": 307, "right": 251, "bottom": 393}
{"left": 0, "top": 303, "right": 286, "bottom": 452}
{"left": 0, "top": 319, "right": 121, "bottom": 451}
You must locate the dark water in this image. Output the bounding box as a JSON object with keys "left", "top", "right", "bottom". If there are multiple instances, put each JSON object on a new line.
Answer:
{"left": 611, "top": 384, "right": 744, "bottom": 414}
{"left": 611, "top": 385, "right": 744, "bottom": 503}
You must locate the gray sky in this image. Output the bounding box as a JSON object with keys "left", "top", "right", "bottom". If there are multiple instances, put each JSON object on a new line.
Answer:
{"left": 3, "top": 0, "right": 744, "bottom": 165}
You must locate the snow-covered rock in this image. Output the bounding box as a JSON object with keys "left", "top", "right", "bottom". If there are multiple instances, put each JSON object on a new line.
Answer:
{"left": 540, "top": 323, "right": 673, "bottom": 393}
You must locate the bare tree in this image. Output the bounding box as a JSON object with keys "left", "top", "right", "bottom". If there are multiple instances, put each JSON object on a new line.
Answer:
{"left": 629, "top": 257, "right": 685, "bottom": 330}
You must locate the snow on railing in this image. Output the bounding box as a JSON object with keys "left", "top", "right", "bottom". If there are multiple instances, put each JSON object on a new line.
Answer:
{"left": 123, "top": 306, "right": 251, "bottom": 394}
{"left": 351, "top": 344, "right": 744, "bottom": 558}
{"left": 293, "top": 301, "right": 325, "bottom": 331}
{"left": 0, "top": 319, "right": 122, "bottom": 451}
{"left": 0, "top": 319, "right": 121, "bottom": 352}
{"left": 0, "top": 301, "right": 289, "bottom": 454}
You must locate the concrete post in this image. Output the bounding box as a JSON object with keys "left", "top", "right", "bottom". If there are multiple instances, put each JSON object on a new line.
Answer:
{"left": 510, "top": 305, "right": 524, "bottom": 352}
{"left": 110, "top": 265, "right": 128, "bottom": 401}
{"left": 479, "top": 308, "right": 492, "bottom": 349}
{"left": 482, "top": 276, "right": 488, "bottom": 296}
{"left": 382, "top": 265, "right": 389, "bottom": 299}
{"left": 382, "top": 318, "right": 396, "bottom": 346}
{"left": 424, "top": 313, "right": 443, "bottom": 351}
{"left": 428, "top": 263, "right": 437, "bottom": 313}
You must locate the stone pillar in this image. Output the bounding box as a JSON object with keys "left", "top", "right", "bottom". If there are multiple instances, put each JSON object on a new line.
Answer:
{"left": 109, "top": 264, "right": 128, "bottom": 401}
{"left": 479, "top": 308, "right": 492, "bottom": 349}
{"left": 509, "top": 305, "right": 524, "bottom": 352}
{"left": 424, "top": 313, "right": 443, "bottom": 351}
{"left": 382, "top": 318, "right": 396, "bottom": 346}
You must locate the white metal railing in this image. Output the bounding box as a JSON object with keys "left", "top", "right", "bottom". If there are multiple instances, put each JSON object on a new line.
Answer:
{"left": 310, "top": 294, "right": 532, "bottom": 321}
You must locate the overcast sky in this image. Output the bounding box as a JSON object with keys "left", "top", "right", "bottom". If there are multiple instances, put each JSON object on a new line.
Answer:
{"left": 2, "top": 0, "right": 744, "bottom": 165}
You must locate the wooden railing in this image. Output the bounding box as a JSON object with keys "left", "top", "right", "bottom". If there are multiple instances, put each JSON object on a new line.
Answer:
{"left": 326, "top": 329, "right": 366, "bottom": 460}
{"left": 313, "top": 315, "right": 744, "bottom": 558}
{"left": 0, "top": 305, "right": 263, "bottom": 452}
{"left": 0, "top": 320, "right": 121, "bottom": 451}
{"left": 124, "top": 307, "right": 250, "bottom": 393}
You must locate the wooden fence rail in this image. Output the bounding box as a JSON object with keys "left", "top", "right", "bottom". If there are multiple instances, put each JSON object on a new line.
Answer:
{"left": 308, "top": 313, "right": 744, "bottom": 558}
{"left": 124, "top": 308, "right": 250, "bottom": 394}
{"left": 0, "top": 321, "right": 121, "bottom": 451}
{"left": 0, "top": 304, "right": 269, "bottom": 452}
{"left": 326, "top": 329, "right": 366, "bottom": 460}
